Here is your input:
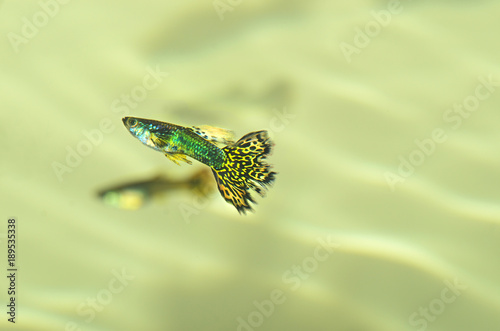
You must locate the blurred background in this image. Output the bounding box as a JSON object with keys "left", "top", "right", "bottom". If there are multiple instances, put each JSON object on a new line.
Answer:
{"left": 1, "top": 1, "right": 500, "bottom": 330}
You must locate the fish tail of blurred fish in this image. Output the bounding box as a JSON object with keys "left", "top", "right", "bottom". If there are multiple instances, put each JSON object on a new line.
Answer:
{"left": 211, "top": 131, "right": 277, "bottom": 214}
{"left": 186, "top": 168, "right": 214, "bottom": 197}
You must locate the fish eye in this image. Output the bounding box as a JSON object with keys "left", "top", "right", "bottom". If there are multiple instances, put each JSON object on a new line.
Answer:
{"left": 128, "top": 118, "right": 138, "bottom": 127}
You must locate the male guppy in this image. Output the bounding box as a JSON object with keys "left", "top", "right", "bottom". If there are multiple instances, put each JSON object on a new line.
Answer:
{"left": 122, "top": 117, "right": 276, "bottom": 213}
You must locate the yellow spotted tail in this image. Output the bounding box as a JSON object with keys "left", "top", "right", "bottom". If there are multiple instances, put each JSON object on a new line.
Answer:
{"left": 212, "top": 131, "right": 277, "bottom": 214}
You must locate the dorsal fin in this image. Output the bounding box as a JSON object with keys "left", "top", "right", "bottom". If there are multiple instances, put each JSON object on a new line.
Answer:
{"left": 190, "top": 125, "right": 235, "bottom": 146}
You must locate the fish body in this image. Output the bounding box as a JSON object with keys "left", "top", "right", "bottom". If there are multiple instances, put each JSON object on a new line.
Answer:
{"left": 123, "top": 118, "right": 225, "bottom": 168}
{"left": 122, "top": 117, "right": 276, "bottom": 213}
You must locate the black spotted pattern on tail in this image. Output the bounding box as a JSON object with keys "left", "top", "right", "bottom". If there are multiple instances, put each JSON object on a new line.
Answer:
{"left": 211, "top": 131, "right": 277, "bottom": 214}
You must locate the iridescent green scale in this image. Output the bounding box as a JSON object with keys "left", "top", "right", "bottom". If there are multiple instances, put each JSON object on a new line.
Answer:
{"left": 170, "top": 128, "right": 226, "bottom": 169}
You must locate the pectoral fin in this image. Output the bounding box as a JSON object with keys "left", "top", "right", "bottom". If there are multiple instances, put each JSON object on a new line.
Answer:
{"left": 150, "top": 132, "right": 169, "bottom": 148}
{"left": 190, "top": 125, "right": 235, "bottom": 146}
{"left": 165, "top": 153, "right": 192, "bottom": 165}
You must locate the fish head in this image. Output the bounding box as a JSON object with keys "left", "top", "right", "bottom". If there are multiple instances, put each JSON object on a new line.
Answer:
{"left": 123, "top": 116, "right": 150, "bottom": 144}
{"left": 122, "top": 117, "right": 174, "bottom": 152}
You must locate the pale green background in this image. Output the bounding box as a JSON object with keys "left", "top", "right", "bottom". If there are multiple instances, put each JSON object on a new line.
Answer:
{"left": 1, "top": 1, "right": 500, "bottom": 330}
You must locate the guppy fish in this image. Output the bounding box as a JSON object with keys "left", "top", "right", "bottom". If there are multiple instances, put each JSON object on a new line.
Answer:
{"left": 122, "top": 117, "right": 277, "bottom": 213}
